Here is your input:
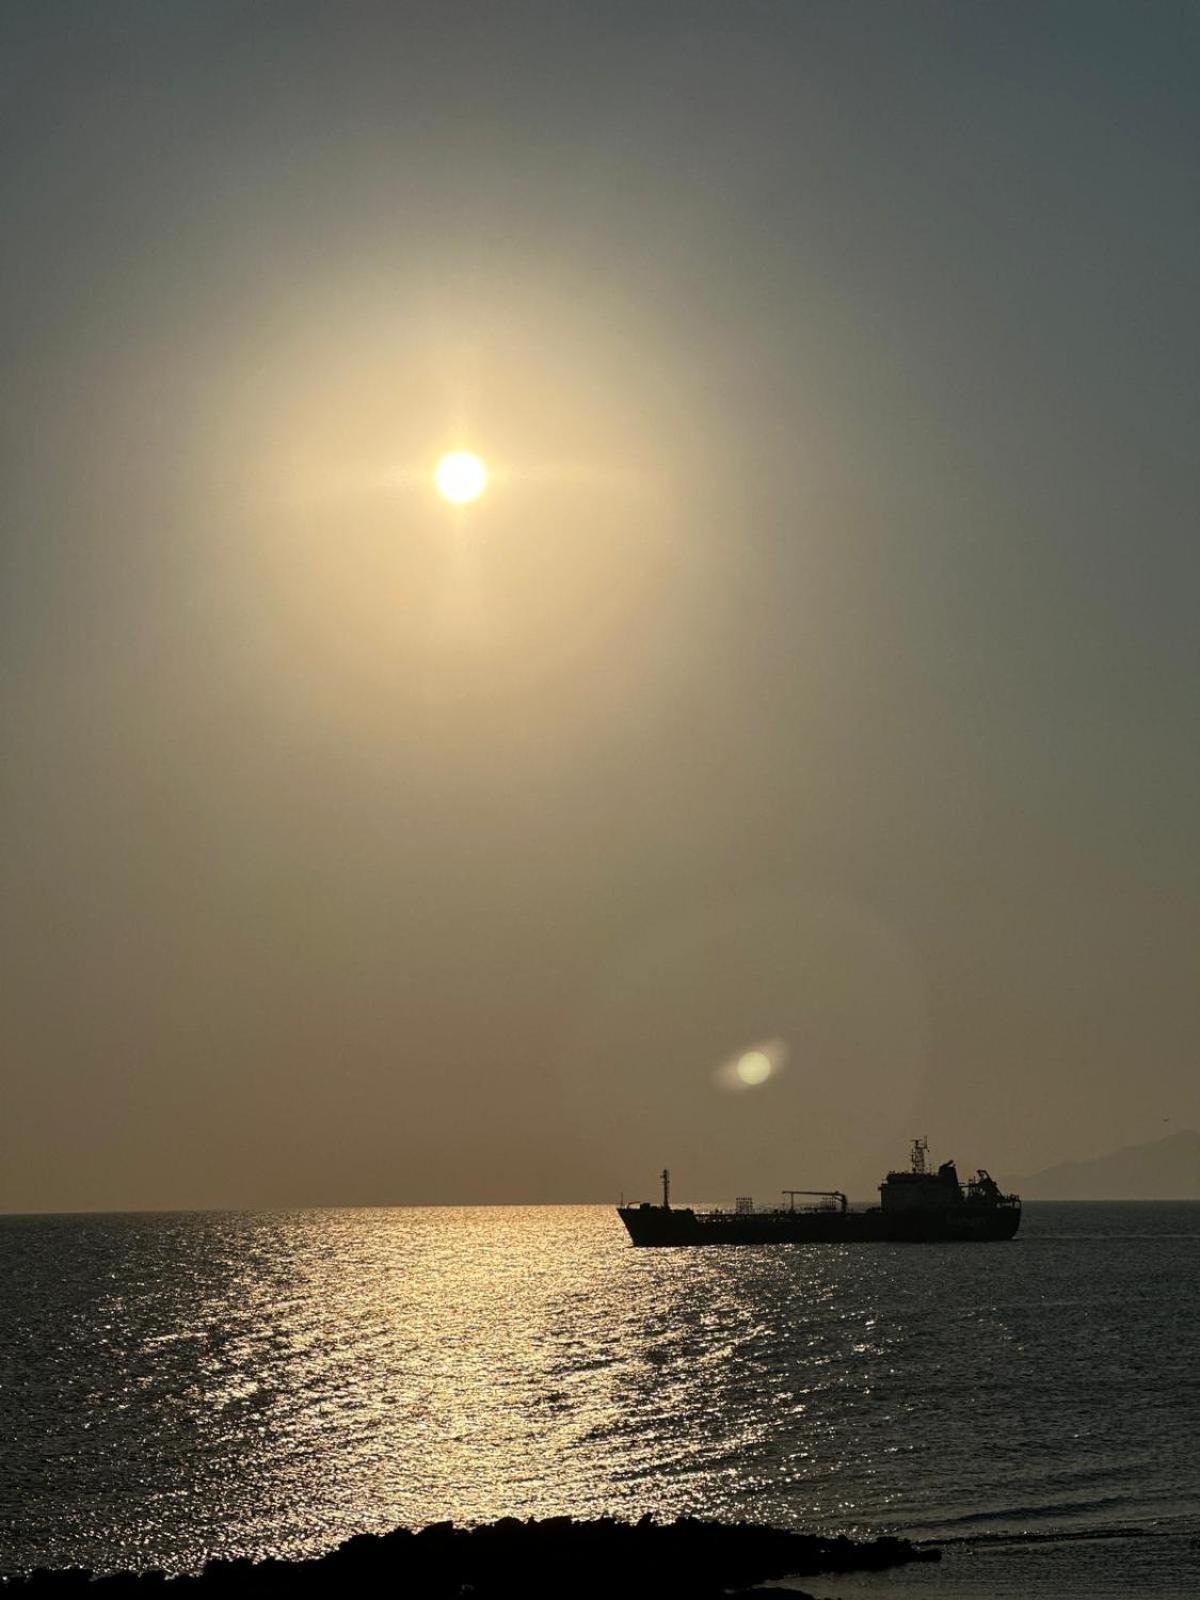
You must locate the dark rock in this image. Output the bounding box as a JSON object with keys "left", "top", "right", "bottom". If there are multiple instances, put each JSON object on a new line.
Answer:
{"left": 0, "top": 1516, "right": 938, "bottom": 1596}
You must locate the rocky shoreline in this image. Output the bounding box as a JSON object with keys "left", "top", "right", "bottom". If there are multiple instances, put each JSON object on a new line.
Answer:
{"left": 1, "top": 1516, "right": 939, "bottom": 1597}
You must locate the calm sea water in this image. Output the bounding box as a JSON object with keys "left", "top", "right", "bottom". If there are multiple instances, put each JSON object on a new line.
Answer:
{"left": 0, "top": 1204, "right": 1196, "bottom": 1596}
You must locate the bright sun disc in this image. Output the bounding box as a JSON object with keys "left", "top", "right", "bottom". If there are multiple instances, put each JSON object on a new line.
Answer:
{"left": 435, "top": 450, "right": 488, "bottom": 504}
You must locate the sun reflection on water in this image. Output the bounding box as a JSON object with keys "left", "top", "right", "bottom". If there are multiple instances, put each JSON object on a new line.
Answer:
{"left": 4, "top": 1206, "right": 1195, "bottom": 1578}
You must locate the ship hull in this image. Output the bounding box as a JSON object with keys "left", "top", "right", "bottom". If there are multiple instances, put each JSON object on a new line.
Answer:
{"left": 617, "top": 1204, "right": 1021, "bottom": 1246}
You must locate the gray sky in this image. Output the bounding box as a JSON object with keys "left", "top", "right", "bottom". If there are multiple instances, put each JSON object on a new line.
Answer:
{"left": 3, "top": 1, "right": 1198, "bottom": 1209}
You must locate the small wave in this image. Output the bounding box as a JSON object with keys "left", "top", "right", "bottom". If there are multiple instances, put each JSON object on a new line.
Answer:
{"left": 935, "top": 1523, "right": 1186, "bottom": 1550}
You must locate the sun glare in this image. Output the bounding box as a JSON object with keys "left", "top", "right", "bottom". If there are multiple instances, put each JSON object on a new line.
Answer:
{"left": 435, "top": 450, "right": 488, "bottom": 504}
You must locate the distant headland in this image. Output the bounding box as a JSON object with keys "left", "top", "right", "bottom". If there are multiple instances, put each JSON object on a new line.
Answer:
{"left": 1007, "top": 1130, "right": 1200, "bottom": 1200}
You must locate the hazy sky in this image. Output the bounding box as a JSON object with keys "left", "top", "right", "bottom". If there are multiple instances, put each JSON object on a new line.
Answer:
{"left": 3, "top": 1, "right": 1198, "bottom": 1209}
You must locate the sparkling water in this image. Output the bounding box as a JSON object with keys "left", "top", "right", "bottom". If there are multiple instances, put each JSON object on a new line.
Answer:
{"left": 1, "top": 1203, "right": 1196, "bottom": 1595}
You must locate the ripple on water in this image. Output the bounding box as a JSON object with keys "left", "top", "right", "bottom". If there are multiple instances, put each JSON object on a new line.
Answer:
{"left": 0, "top": 1203, "right": 1197, "bottom": 1588}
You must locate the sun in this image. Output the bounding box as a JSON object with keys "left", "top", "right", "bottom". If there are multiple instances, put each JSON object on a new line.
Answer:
{"left": 435, "top": 450, "right": 488, "bottom": 504}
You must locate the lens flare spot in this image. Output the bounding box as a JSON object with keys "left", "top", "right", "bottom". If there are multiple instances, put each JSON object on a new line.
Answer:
{"left": 735, "top": 1050, "right": 772, "bottom": 1086}
{"left": 714, "top": 1037, "right": 788, "bottom": 1092}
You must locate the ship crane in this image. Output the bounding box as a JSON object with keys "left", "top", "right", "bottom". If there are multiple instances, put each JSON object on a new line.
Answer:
{"left": 782, "top": 1189, "right": 848, "bottom": 1214}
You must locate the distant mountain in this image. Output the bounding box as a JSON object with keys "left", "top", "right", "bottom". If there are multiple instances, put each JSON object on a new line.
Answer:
{"left": 1011, "top": 1130, "right": 1200, "bottom": 1200}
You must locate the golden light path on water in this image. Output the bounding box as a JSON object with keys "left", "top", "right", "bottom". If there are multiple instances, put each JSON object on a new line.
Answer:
{"left": 5, "top": 1205, "right": 1196, "bottom": 1585}
{"left": 5, "top": 1209, "right": 914, "bottom": 1570}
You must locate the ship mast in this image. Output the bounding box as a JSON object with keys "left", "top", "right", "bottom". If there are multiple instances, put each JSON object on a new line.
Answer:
{"left": 661, "top": 1168, "right": 670, "bottom": 1208}
{"left": 911, "top": 1136, "right": 929, "bottom": 1174}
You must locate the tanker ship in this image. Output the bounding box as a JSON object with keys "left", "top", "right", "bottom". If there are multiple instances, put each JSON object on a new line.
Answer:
{"left": 617, "top": 1139, "right": 1020, "bottom": 1245}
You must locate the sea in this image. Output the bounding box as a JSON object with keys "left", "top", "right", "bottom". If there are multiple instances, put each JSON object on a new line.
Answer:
{"left": 1, "top": 1203, "right": 1197, "bottom": 1597}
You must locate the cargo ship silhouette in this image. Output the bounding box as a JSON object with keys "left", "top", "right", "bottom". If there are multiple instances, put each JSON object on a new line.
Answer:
{"left": 618, "top": 1138, "right": 1021, "bottom": 1245}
